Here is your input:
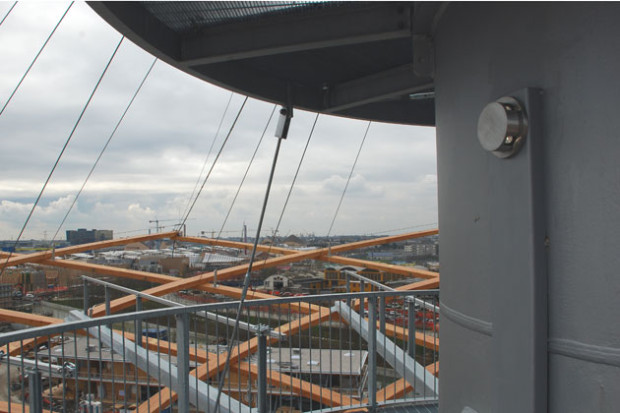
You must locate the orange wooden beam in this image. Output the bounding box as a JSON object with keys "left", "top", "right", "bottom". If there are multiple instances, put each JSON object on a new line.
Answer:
{"left": 322, "top": 255, "right": 438, "bottom": 279}
{"left": 45, "top": 258, "right": 176, "bottom": 284}
{"left": 1, "top": 307, "right": 351, "bottom": 413}
{"left": 233, "top": 360, "right": 357, "bottom": 407}
{"left": 0, "top": 308, "right": 62, "bottom": 327}
{"left": 375, "top": 378, "right": 413, "bottom": 403}
{"left": 381, "top": 322, "right": 439, "bottom": 349}
{"left": 90, "top": 249, "right": 328, "bottom": 317}
{"left": 0, "top": 401, "right": 52, "bottom": 413}
{"left": 0, "top": 231, "right": 179, "bottom": 268}
{"left": 177, "top": 235, "right": 293, "bottom": 256}
{"left": 426, "top": 361, "right": 439, "bottom": 377}
{"left": 373, "top": 362, "right": 439, "bottom": 403}
{"left": 5, "top": 251, "right": 310, "bottom": 315}
{"left": 396, "top": 277, "right": 440, "bottom": 290}
{"left": 136, "top": 387, "right": 175, "bottom": 413}
{"left": 137, "top": 307, "right": 336, "bottom": 413}
{"left": 180, "top": 229, "right": 438, "bottom": 258}
{"left": 94, "top": 229, "right": 438, "bottom": 317}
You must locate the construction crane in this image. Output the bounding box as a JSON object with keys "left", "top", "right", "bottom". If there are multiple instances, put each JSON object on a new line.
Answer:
{"left": 149, "top": 218, "right": 195, "bottom": 234}
{"left": 149, "top": 219, "right": 180, "bottom": 233}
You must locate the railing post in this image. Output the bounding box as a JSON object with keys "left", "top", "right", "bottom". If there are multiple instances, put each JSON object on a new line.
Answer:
{"left": 346, "top": 273, "right": 351, "bottom": 308}
{"left": 213, "top": 269, "right": 218, "bottom": 287}
{"left": 104, "top": 285, "right": 110, "bottom": 316}
{"left": 379, "top": 295, "right": 386, "bottom": 334}
{"left": 135, "top": 295, "right": 142, "bottom": 343}
{"left": 360, "top": 281, "right": 365, "bottom": 317}
{"left": 257, "top": 325, "right": 270, "bottom": 413}
{"left": 367, "top": 296, "right": 377, "bottom": 412}
{"left": 83, "top": 278, "right": 89, "bottom": 315}
{"left": 407, "top": 297, "right": 416, "bottom": 358}
{"left": 27, "top": 368, "right": 43, "bottom": 413}
{"left": 175, "top": 312, "right": 190, "bottom": 413}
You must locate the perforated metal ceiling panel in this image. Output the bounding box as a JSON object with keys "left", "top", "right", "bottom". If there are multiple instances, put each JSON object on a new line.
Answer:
{"left": 90, "top": 1, "right": 442, "bottom": 126}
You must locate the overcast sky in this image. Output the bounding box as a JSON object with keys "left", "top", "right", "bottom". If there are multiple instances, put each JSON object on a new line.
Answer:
{"left": 0, "top": 1, "right": 438, "bottom": 241}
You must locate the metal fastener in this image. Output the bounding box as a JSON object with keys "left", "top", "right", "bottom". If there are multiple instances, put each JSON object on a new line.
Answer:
{"left": 477, "top": 96, "right": 528, "bottom": 158}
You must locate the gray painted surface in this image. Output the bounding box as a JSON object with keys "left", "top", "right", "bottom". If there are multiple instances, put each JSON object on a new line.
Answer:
{"left": 435, "top": 3, "right": 620, "bottom": 412}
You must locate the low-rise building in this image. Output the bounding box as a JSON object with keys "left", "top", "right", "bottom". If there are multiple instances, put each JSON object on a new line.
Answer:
{"left": 66, "top": 229, "right": 113, "bottom": 245}
{"left": 324, "top": 266, "right": 404, "bottom": 292}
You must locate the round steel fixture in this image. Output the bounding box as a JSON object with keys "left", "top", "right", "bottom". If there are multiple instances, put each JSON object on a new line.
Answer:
{"left": 477, "top": 96, "right": 528, "bottom": 158}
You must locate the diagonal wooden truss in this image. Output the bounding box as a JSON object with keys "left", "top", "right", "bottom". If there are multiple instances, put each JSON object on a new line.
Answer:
{"left": 0, "top": 229, "right": 439, "bottom": 412}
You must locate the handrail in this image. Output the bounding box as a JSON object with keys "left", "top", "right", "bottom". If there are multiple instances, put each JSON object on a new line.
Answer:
{"left": 0, "top": 290, "right": 439, "bottom": 413}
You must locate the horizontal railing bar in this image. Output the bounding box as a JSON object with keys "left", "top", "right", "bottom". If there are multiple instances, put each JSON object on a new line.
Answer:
{"left": 82, "top": 275, "right": 182, "bottom": 307}
{"left": 82, "top": 275, "right": 285, "bottom": 339}
{"left": 340, "top": 271, "right": 440, "bottom": 313}
{"left": 0, "top": 290, "right": 438, "bottom": 345}
{"left": 0, "top": 353, "right": 76, "bottom": 378}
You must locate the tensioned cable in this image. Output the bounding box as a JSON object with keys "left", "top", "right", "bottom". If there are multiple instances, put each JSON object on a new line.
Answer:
{"left": 0, "top": 36, "right": 124, "bottom": 278}
{"left": 180, "top": 93, "right": 234, "bottom": 222}
{"left": 178, "top": 96, "right": 248, "bottom": 230}
{"left": 0, "top": 2, "right": 17, "bottom": 27}
{"left": 0, "top": 2, "right": 74, "bottom": 117}
{"left": 200, "top": 105, "right": 275, "bottom": 268}
{"left": 272, "top": 112, "right": 320, "bottom": 239}
{"left": 326, "top": 121, "right": 372, "bottom": 238}
{"left": 208, "top": 105, "right": 276, "bottom": 248}
{"left": 214, "top": 121, "right": 287, "bottom": 413}
{"left": 258, "top": 112, "right": 320, "bottom": 264}
{"left": 365, "top": 223, "right": 439, "bottom": 236}
{"left": 50, "top": 58, "right": 158, "bottom": 244}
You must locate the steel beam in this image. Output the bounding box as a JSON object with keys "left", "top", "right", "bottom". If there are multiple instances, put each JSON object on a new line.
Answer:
{"left": 326, "top": 64, "right": 433, "bottom": 113}
{"left": 333, "top": 301, "right": 438, "bottom": 397}
{"left": 179, "top": 4, "right": 412, "bottom": 66}
{"left": 68, "top": 311, "right": 251, "bottom": 413}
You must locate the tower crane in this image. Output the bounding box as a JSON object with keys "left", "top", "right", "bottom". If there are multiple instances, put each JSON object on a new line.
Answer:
{"left": 149, "top": 219, "right": 181, "bottom": 233}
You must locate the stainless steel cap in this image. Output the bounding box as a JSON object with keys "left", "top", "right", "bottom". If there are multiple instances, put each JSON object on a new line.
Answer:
{"left": 477, "top": 96, "right": 528, "bottom": 158}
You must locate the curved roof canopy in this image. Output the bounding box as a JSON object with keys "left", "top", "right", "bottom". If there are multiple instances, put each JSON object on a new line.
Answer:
{"left": 90, "top": 1, "right": 443, "bottom": 126}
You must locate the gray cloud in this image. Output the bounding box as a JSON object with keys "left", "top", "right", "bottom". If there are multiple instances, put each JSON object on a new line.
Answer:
{"left": 0, "top": 2, "right": 438, "bottom": 240}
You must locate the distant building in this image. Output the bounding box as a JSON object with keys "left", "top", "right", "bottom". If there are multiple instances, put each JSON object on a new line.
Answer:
{"left": 124, "top": 242, "right": 149, "bottom": 251}
{"left": 263, "top": 274, "right": 291, "bottom": 290}
{"left": 324, "top": 265, "right": 404, "bottom": 292}
{"left": 66, "top": 229, "right": 113, "bottom": 245}
{"left": 404, "top": 242, "right": 438, "bottom": 257}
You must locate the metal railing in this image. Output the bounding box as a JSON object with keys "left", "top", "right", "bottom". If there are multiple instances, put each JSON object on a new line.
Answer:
{"left": 0, "top": 289, "right": 439, "bottom": 413}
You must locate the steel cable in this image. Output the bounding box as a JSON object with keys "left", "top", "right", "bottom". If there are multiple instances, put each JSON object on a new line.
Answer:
{"left": 273, "top": 112, "right": 320, "bottom": 237}
{"left": 208, "top": 104, "right": 277, "bottom": 248}
{"left": 214, "top": 124, "right": 286, "bottom": 413}
{"left": 178, "top": 96, "right": 248, "bottom": 230}
{"left": 0, "top": 36, "right": 124, "bottom": 277}
{"left": 0, "top": 2, "right": 17, "bottom": 27}
{"left": 50, "top": 58, "right": 158, "bottom": 244}
{"left": 327, "top": 121, "right": 372, "bottom": 238}
{"left": 180, "top": 92, "right": 234, "bottom": 222}
{"left": 0, "top": 2, "right": 74, "bottom": 117}
{"left": 260, "top": 112, "right": 320, "bottom": 263}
